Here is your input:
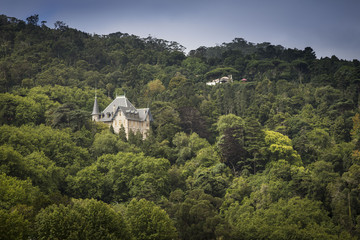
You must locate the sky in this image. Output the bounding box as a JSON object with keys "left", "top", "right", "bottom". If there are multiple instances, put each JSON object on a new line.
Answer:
{"left": 2, "top": 0, "right": 360, "bottom": 60}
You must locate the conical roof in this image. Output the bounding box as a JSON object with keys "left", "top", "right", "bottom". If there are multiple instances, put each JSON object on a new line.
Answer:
{"left": 92, "top": 97, "right": 100, "bottom": 115}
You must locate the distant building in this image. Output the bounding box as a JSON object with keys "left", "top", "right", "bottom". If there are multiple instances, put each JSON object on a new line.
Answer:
{"left": 92, "top": 95, "right": 153, "bottom": 139}
{"left": 206, "top": 75, "right": 233, "bottom": 86}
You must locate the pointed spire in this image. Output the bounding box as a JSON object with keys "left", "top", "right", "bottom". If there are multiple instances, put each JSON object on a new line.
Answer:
{"left": 92, "top": 95, "right": 100, "bottom": 115}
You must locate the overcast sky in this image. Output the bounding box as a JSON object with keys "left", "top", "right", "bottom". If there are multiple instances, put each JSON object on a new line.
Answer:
{"left": 2, "top": 0, "right": 360, "bottom": 60}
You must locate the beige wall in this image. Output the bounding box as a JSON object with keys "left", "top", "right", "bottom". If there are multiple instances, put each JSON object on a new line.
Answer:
{"left": 111, "top": 110, "right": 150, "bottom": 139}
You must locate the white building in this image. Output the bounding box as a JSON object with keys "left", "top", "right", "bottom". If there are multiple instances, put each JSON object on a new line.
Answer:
{"left": 206, "top": 75, "right": 233, "bottom": 86}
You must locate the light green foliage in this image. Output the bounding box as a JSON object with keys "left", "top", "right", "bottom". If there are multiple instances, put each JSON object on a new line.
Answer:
{"left": 0, "top": 92, "right": 42, "bottom": 125}
{"left": 35, "top": 198, "right": 131, "bottom": 240}
{"left": 144, "top": 79, "right": 166, "bottom": 98}
{"left": 27, "top": 85, "right": 109, "bottom": 111}
{"left": 0, "top": 173, "right": 41, "bottom": 210}
{"left": 173, "top": 132, "right": 210, "bottom": 164}
{"left": 264, "top": 130, "right": 302, "bottom": 166}
{"left": 126, "top": 198, "right": 177, "bottom": 240}
{"left": 0, "top": 125, "right": 89, "bottom": 171}
{"left": 216, "top": 113, "right": 244, "bottom": 134}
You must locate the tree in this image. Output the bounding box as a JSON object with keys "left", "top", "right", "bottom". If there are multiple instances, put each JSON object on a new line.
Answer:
{"left": 67, "top": 152, "right": 171, "bottom": 202}
{"left": 46, "top": 102, "right": 90, "bottom": 131}
{"left": 174, "top": 189, "right": 223, "bottom": 240}
{"left": 126, "top": 198, "right": 177, "bottom": 240}
{"left": 0, "top": 93, "right": 42, "bottom": 125}
{"left": 91, "top": 130, "right": 119, "bottom": 157}
{"left": 224, "top": 197, "right": 350, "bottom": 239}
{"left": 263, "top": 130, "right": 302, "bottom": 166}
{"left": 54, "top": 20, "right": 68, "bottom": 30}
{"left": 244, "top": 117, "right": 266, "bottom": 174}
{"left": 0, "top": 173, "right": 42, "bottom": 210}
{"left": 35, "top": 198, "right": 131, "bottom": 240}
{"left": 151, "top": 101, "right": 181, "bottom": 142}
{"left": 0, "top": 124, "right": 90, "bottom": 171}
{"left": 26, "top": 14, "right": 39, "bottom": 25}
{"left": 0, "top": 145, "right": 25, "bottom": 178}
{"left": 172, "top": 132, "right": 210, "bottom": 164}
{"left": 216, "top": 114, "right": 248, "bottom": 173}
{"left": 0, "top": 173, "right": 44, "bottom": 239}
{"left": 0, "top": 209, "right": 30, "bottom": 240}
{"left": 145, "top": 79, "right": 165, "bottom": 98}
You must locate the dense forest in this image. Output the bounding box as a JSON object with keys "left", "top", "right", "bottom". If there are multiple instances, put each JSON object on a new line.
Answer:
{"left": 1, "top": 14, "right": 360, "bottom": 239}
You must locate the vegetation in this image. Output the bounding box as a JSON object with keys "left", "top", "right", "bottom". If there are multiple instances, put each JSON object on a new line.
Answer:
{"left": 1, "top": 14, "right": 360, "bottom": 239}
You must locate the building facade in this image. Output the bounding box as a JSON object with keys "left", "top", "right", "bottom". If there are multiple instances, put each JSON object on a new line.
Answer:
{"left": 92, "top": 95, "right": 152, "bottom": 139}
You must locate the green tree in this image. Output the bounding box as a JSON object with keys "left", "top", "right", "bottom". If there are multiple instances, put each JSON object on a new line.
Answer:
{"left": 68, "top": 152, "right": 170, "bottom": 202}
{"left": 216, "top": 114, "right": 248, "bottom": 173}
{"left": 46, "top": 102, "right": 90, "bottom": 131}
{"left": 174, "top": 189, "right": 223, "bottom": 240}
{"left": 91, "top": 130, "right": 119, "bottom": 157}
{"left": 0, "top": 93, "right": 42, "bottom": 125}
{"left": 0, "top": 145, "right": 25, "bottom": 178}
{"left": 264, "top": 130, "right": 302, "bottom": 166}
{"left": 0, "top": 208, "right": 30, "bottom": 240}
{"left": 0, "top": 124, "right": 90, "bottom": 172}
{"left": 35, "top": 198, "right": 131, "bottom": 240}
{"left": 0, "top": 173, "right": 42, "bottom": 210}
{"left": 224, "top": 196, "right": 349, "bottom": 239}
{"left": 26, "top": 14, "right": 39, "bottom": 25}
{"left": 151, "top": 101, "right": 181, "bottom": 142}
{"left": 126, "top": 198, "right": 177, "bottom": 240}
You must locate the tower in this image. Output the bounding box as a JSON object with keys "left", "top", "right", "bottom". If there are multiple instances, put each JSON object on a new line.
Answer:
{"left": 91, "top": 96, "right": 100, "bottom": 121}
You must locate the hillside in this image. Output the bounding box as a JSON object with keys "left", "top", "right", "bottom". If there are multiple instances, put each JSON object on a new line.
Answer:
{"left": 1, "top": 14, "right": 360, "bottom": 239}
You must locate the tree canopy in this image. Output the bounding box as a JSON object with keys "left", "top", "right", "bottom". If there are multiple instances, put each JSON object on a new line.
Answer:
{"left": 1, "top": 14, "right": 360, "bottom": 239}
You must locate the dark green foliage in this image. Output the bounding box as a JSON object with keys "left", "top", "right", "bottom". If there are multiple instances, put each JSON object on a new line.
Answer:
{"left": 67, "top": 152, "right": 170, "bottom": 202}
{"left": 173, "top": 189, "right": 224, "bottom": 240}
{"left": 126, "top": 198, "right": 177, "bottom": 240}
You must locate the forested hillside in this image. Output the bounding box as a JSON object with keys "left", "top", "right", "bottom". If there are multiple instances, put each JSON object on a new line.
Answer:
{"left": 1, "top": 14, "right": 360, "bottom": 239}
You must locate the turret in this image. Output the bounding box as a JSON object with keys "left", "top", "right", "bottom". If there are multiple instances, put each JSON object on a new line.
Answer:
{"left": 92, "top": 96, "right": 100, "bottom": 121}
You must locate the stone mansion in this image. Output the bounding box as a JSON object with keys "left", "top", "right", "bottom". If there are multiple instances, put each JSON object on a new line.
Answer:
{"left": 91, "top": 95, "right": 152, "bottom": 139}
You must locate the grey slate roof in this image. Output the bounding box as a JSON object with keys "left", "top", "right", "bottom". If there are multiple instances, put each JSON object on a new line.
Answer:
{"left": 98, "top": 96, "right": 152, "bottom": 122}
{"left": 92, "top": 97, "right": 100, "bottom": 115}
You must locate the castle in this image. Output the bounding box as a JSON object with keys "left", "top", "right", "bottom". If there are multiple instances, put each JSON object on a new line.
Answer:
{"left": 91, "top": 95, "right": 152, "bottom": 139}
